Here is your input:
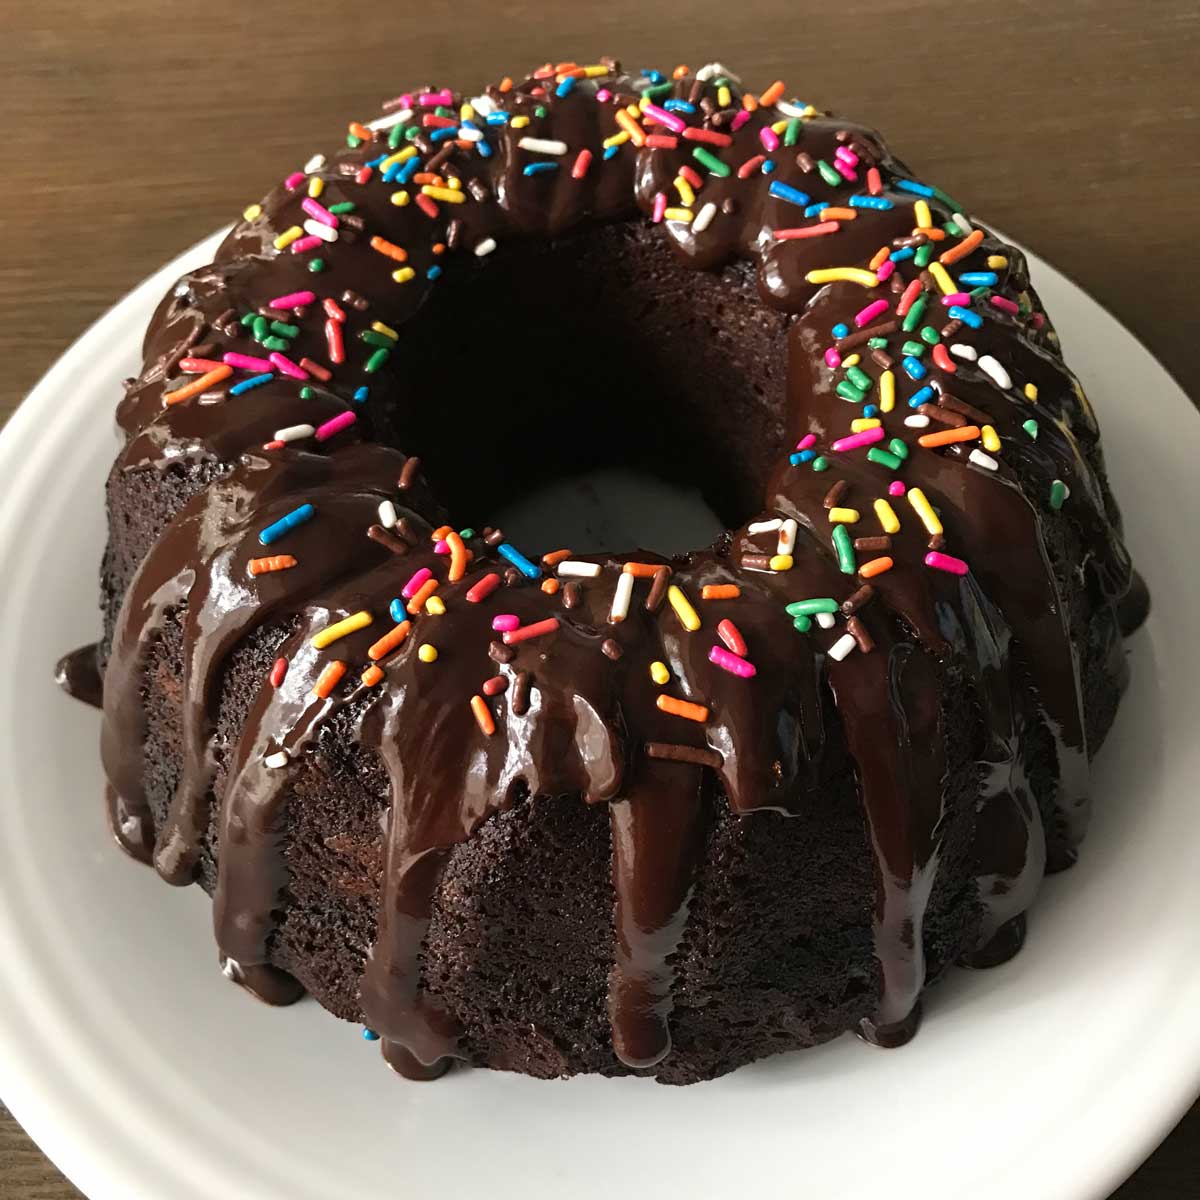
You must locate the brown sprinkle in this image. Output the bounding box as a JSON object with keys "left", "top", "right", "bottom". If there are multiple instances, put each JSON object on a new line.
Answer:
{"left": 847, "top": 615, "right": 875, "bottom": 653}
{"left": 645, "top": 566, "right": 671, "bottom": 613}
{"left": 853, "top": 536, "right": 891, "bottom": 552}
{"left": 841, "top": 584, "right": 876, "bottom": 615}
{"left": 366, "top": 524, "right": 409, "bottom": 555}
{"left": 645, "top": 742, "right": 724, "bottom": 770}
{"left": 511, "top": 670, "right": 531, "bottom": 716}
{"left": 823, "top": 480, "right": 848, "bottom": 509}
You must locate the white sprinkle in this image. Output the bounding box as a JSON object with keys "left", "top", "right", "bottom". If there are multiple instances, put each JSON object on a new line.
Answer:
{"left": 776, "top": 518, "right": 798, "bottom": 557}
{"left": 748, "top": 518, "right": 783, "bottom": 534}
{"left": 776, "top": 99, "right": 814, "bottom": 118}
{"left": 816, "top": 612, "right": 837, "bottom": 630}
{"left": 558, "top": 560, "right": 601, "bottom": 578}
{"left": 828, "top": 633, "right": 858, "bottom": 662}
{"left": 265, "top": 751, "right": 290, "bottom": 770}
{"left": 367, "top": 109, "right": 413, "bottom": 132}
{"left": 458, "top": 125, "right": 484, "bottom": 142}
{"left": 302, "top": 218, "right": 338, "bottom": 243}
{"left": 304, "top": 153, "right": 327, "bottom": 174}
{"left": 951, "top": 211, "right": 973, "bottom": 235}
{"left": 693, "top": 201, "right": 718, "bottom": 233}
{"left": 904, "top": 414, "right": 931, "bottom": 428}
{"left": 697, "top": 62, "right": 742, "bottom": 84}
{"left": 470, "top": 95, "right": 496, "bottom": 116}
{"left": 474, "top": 237, "right": 497, "bottom": 257}
{"left": 378, "top": 500, "right": 398, "bottom": 528}
{"left": 950, "top": 343, "right": 978, "bottom": 361}
{"left": 610, "top": 571, "right": 634, "bottom": 623}
{"left": 274, "top": 423, "right": 315, "bottom": 443}
{"left": 518, "top": 137, "right": 568, "bottom": 155}
{"left": 979, "top": 354, "right": 1012, "bottom": 389}
{"left": 969, "top": 449, "right": 999, "bottom": 471}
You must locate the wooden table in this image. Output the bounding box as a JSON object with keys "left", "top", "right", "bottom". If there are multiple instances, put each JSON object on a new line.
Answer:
{"left": 1, "top": 1, "right": 1197, "bottom": 1195}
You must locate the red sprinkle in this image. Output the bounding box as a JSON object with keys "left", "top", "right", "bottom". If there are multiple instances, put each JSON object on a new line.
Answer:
{"left": 465, "top": 573, "right": 501, "bottom": 603}
{"left": 502, "top": 617, "right": 560, "bottom": 645}
{"left": 355, "top": 166, "right": 374, "bottom": 185}
{"left": 897, "top": 279, "right": 923, "bottom": 317}
{"left": 683, "top": 127, "right": 732, "bottom": 146}
{"left": 269, "top": 657, "right": 288, "bottom": 688}
{"left": 322, "top": 297, "right": 346, "bottom": 322}
{"left": 931, "top": 343, "right": 957, "bottom": 373}
{"left": 571, "top": 149, "right": 592, "bottom": 179}
{"left": 299, "top": 357, "right": 331, "bottom": 382}
{"left": 736, "top": 155, "right": 766, "bottom": 179}
{"left": 416, "top": 193, "right": 439, "bottom": 219}
{"left": 325, "top": 319, "right": 344, "bottom": 364}
{"left": 645, "top": 134, "right": 679, "bottom": 149}
{"left": 482, "top": 676, "right": 508, "bottom": 696}
{"left": 717, "top": 619, "right": 748, "bottom": 658}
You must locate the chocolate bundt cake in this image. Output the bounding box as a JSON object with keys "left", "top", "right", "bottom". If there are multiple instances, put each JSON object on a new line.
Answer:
{"left": 59, "top": 58, "right": 1148, "bottom": 1084}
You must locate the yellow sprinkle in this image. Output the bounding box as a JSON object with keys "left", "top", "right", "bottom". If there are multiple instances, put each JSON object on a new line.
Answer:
{"left": 769, "top": 554, "right": 794, "bottom": 572}
{"left": 663, "top": 207, "right": 694, "bottom": 223}
{"left": 393, "top": 267, "right": 415, "bottom": 283}
{"left": 448, "top": 176, "right": 462, "bottom": 191}
{"left": 674, "top": 176, "right": 695, "bottom": 206}
{"left": 874, "top": 498, "right": 901, "bottom": 534}
{"left": 242, "top": 203, "right": 262, "bottom": 222}
{"left": 582, "top": 65, "right": 609, "bottom": 78}
{"left": 418, "top": 644, "right": 438, "bottom": 663}
{"left": 718, "top": 85, "right": 732, "bottom": 107}
{"left": 425, "top": 595, "right": 446, "bottom": 615}
{"left": 371, "top": 321, "right": 399, "bottom": 340}
{"left": 273, "top": 225, "right": 303, "bottom": 250}
{"left": 914, "top": 199, "right": 933, "bottom": 229}
{"left": 511, "top": 115, "right": 530, "bottom": 129}
{"left": 311, "top": 610, "right": 372, "bottom": 650}
{"left": 667, "top": 584, "right": 701, "bottom": 631}
{"left": 981, "top": 424, "right": 1001, "bottom": 453}
{"left": 928, "top": 262, "right": 957, "bottom": 295}
{"left": 843, "top": 353, "right": 861, "bottom": 367}
{"left": 650, "top": 661, "right": 670, "bottom": 685}
{"left": 390, "top": 190, "right": 410, "bottom": 207}
{"left": 625, "top": 103, "right": 641, "bottom": 117}
{"left": 1024, "top": 383, "right": 1039, "bottom": 402}
{"left": 380, "top": 147, "right": 418, "bottom": 171}
{"left": 421, "top": 185, "right": 466, "bottom": 204}
{"left": 460, "top": 103, "right": 475, "bottom": 121}
{"left": 879, "top": 370, "right": 896, "bottom": 413}
{"left": 907, "top": 487, "right": 943, "bottom": 536}
{"left": 987, "top": 255, "right": 1009, "bottom": 270}
{"left": 770, "top": 119, "right": 789, "bottom": 134}
{"left": 602, "top": 131, "right": 631, "bottom": 149}
{"left": 828, "top": 507, "right": 860, "bottom": 524}
{"left": 850, "top": 418, "right": 881, "bottom": 433}
{"left": 307, "top": 176, "right": 324, "bottom": 198}
{"left": 806, "top": 268, "right": 879, "bottom": 288}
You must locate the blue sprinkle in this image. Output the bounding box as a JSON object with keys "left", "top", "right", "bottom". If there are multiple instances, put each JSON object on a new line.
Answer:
{"left": 664, "top": 99, "right": 696, "bottom": 113}
{"left": 259, "top": 503, "right": 314, "bottom": 546}
{"left": 229, "top": 372, "right": 274, "bottom": 396}
{"left": 895, "top": 179, "right": 934, "bottom": 197}
{"left": 430, "top": 126, "right": 458, "bottom": 142}
{"left": 768, "top": 181, "right": 811, "bottom": 207}
{"left": 863, "top": 404, "right": 879, "bottom": 418}
{"left": 790, "top": 449, "right": 816, "bottom": 466}
{"left": 475, "top": 137, "right": 492, "bottom": 158}
{"left": 907, "top": 385, "right": 935, "bottom": 409}
{"left": 849, "top": 194, "right": 894, "bottom": 210}
{"left": 948, "top": 304, "right": 983, "bottom": 329}
{"left": 388, "top": 598, "right": 406, "bottom": 623}
{"left": 362, "top": 1028, "right": 380, "bottom": 1042}
{"left": 556, "top": 75, "right": 576, "bottom": 97}
{"left": 427, "top": 265, "right": 442, "bottom": 280}
{"left": 889, "top": 247, "right": 916, "bottom": 263}
{"left": 396, "top": 157, "right": 420, "bottom": 184}
{"left": 643, "top": 69, "right": 665, "bottom": 83}
{"left": 903, "top": 356, "right": 928, "bottom": 381}
{"left": 365, "top": 154, "right": 387, "bottom": 168}
{"left": 459, "top": 120, "right": 482, "bottom": 135}
{"left": 603, "top": 145, "right": 620, "bottom": 160}
{"left": 761, "top": 159, "right": 775, "bottom": 174}
{"left": 959, "top": 271, "right": 999, "bottom": 287}
{"left": 353, "top": 386, "right": 369, "bottom": 404}
{"left": 522, "top": 161, "right": 559, "bottom": 176}
{"left": 803, "top": 202, "right": 824, "bottom": 218}
{"left": 832, "top": 322, "right": 850, "bottom": 339}
{"left": 486, "top": 112, "right": 509, "bottom": 126}
{"left": 497, "top": 542, "right": 540, "bottom": 578}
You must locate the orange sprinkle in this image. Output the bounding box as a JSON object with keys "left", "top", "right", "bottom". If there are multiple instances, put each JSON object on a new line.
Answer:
{"left": 431, "top": 525, "right": 454, "bottom": 541}
{"left": 445, "top": 531, "right": 468, "bottom": 583}
{"left": 672, "top": 64, "right": 690, "bottom": 79}
{"left": 499, "top": 76, "right": 513, "bottom": 92}
{"left": 431, "top": 242, "right": 446, "bottom": 255}
{"left": 312, "top": 661, "right": 346, "bottom": 699}
{"left": 614, "top": 109, "right": 646, "bottom": 146}
{"left": 542, "top": 548, "right": 574, "bottom": 567}
{"left": 412, "top": 172, "right": 445, "bottom": 186}
{"left": 939, "top": 228, "right": 985, "bottom": 265}
{"left": 553, "top": 61, "right": 580, "bottom": 73}
{"left": 349, "top": 121, "right": 373, "bottom": 141}
{"left": 869, "top": 245, "right": 891, "bottom": 271}
{"left": 407, "top": 578, "right": 439, "bottom": 614}
{"left": 918, "top": 424, "right": 981, "bottom": 449}
{"left": 759, "top": 80, "right": 786, "bottom": 106}
{"left": 247, "top": 554, "right": 297, "bottom": 577}
{"left": 656, "top": 694, "right": 710, "bottom": 723}
{"left": 820, "top": 207, "right": 857, "bottom": 221}
{"left": 741, "top": 92, "right": 758, "bottom": 112}
{"left": 541, "top": 578, "right": 561, "bottom": 595}
{"left": 163, "top": 365, "right": 232, "bottom": 405}
{"left": 701, "top": 584, "right": 741, "bottom": 601}
{"left": 914, "top": 227, "right": 947, "bottom": 241}
{"left": 370, "top": 236, "right": 408, "bottom": 264}
{"left": 859, "top": 556, "right": 895, "bottom": 579}
{"left": 623, "top": 562, "right": 664, "bottom": 578}
{"left": 361, "top": 665, "right": 384, "bottom": 687}
{"left": 470, "top": 694, "right": 496, "bottom": 737}
{"left": 368, "top": 619, "right": 411, "bottom": 662}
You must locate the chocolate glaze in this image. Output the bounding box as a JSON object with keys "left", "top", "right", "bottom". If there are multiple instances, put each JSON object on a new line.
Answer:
{"left": 69, "top": 60, "right": 1146, "bottom": 1080}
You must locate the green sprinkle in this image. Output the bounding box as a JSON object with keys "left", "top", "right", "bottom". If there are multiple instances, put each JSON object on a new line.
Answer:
{"left": 327, "top": 201, "right": 356, "bottom": 215}
{"left": 346, "top": 134, "right": 362, "bottom": 149}
{"left": 360, "top": 330, "right": 394, "bottom": 349}
{"left": 783, "top": 118, "right": 802, "bottom": 147}
{"left": 970, "top": 286, "right": 991, "bottom": 299}
{"left": 914, "top": 243, "right": 934, "bottom": 267}
{"left": 459, "top": 527, "right": 475, "bottom": 540}
{"left": 388, "top": 125, "right": 404, "bottom": 149}
{"left": 846, "top": 366, "right": 873, "bottom": 391}
{"left": 534, "top": 104, "right": 548, "bottom": 118}
{"left": 867, "top": 336, "right": 888, "bottom": 350}
{"left": 692, "top": 147, "right": 731, "bottom": 177}
{"left": 888, "top": 438, "right": 910, "bottom": 460}
{"left": 299, "top": 386, "right": 314, "bottom": 400}
{"left": 832, "top": 524, "right": 856, "bottom": 574}
{"left": 902, "top": 295, "right": 927, "bottom": 332}
{"left": 1023, "top": 419, "right": 1039, "bottom": 439}
{"left": 901, "top": 340, "right": 926, "bottom": 358}
{"left": 434, "top": 105, "right": 453, "bottom": 117}
{"left": 239, "top": 312, "right": 256, "bottom": 327}
{"left": 365, "top": 348, "right": 390, "bottom": 373}
{"left": 262, "top": 336, "right": 290, "bottom": 352}
{"left": 817, "top": 159, "right": 842, "bottom": 187}
{"left": 270, "top": 321, "right": 299, "bottom": 338}
{"left": 837, "top": 381, "right": 867, "bottom": 403}
{"left": 793, "top": 615, "right": 813, "bottom": 632}
{"left": 812, "top": 455, "right": 830, "bottom": 472}
{"left": 252, "top": 316, "right": 270, "bottom": 341}
{"left": 866, "top": 447, "right": 903, "bottom": 470}
{"left": 404, "top": 125, "right": 419, "bottom": 141}
{"left": 932, "top": 185, "right": 963, "bottom": 211}
{"left": 919, "top": 326, "right": 941, "bottom": 345}
{"left": 307, "top": 258, "right": 324, "bottom": 273}
{"left": 1049, "top": 479, "right": 1069, "bottom": 510}
{"left": 943, "top": 221, "right": 962, "bottom": 238}
{"left": 641, "top": 82, "right": 673, "bottom": 100}
{"left": 786, "top": 598, "right": 839, "bottom": 616}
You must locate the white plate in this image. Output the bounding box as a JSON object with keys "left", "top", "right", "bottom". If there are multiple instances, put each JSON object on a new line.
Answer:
{"left": 1, "top": 231, "right": 1198, "bottom": 1200}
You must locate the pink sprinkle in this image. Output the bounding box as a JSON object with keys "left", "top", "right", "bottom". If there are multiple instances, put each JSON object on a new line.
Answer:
{"left": 643, "top": 103, "right": 686, "bottom": 133}
{"left": 433, "top": 538, "right": 450, "bottom": 555}
{"left": 925, "top": 551, "right": 969, "bottom": 576}
{"left": 796, "top": 433, "right": 817, "bottom": 451}
{"left": 397, "top": 94, "right": 413, "bottom": 108}
{"left": 831, "top": 428, "right": 885, "bottom": 452}
{"left": 284, "top": 171, "right": 305, "bottom": 190}
{"left": 491, "top": 614, "right": 520, "bottom": 632}
{"left": 876, "top": 260, "right": 896, "bottom": 282}
{"left": 418, "top": 89, "right": 453, "bottom": 107}
{"left": 942, "top": 292, "right": 972, "bottom": 306}
{"left": 596, "top": 88, "right": 611, "bottom": 102}
{"left": 651, "top": 191, "right": 667, "bottom": 223}
{"left": 1030, "top": 312, "right": 1046, "bottom": 330}
{"left": 854, "top": 299, "right": 889, "bottom": 328}
{"left": 759, "top": 126, "right": 780, "bottom": 152}
{"left": 301, "top": 198, "right": 338, "bottom": 227}
{"left": 314, "top": 410, "right": 356, "bottom": 442}
{"left": 224, "top": 352, "right": 273, "bottom": 371}
{"left": 990, "top": 295, "right": 1020, "bottom": 315}
{"left": 402, "top": 567, "right": 432, "bottom": 599}
{"left": 709, "top": 645, "right": 757, "bottom": 679}
{"left": 888, "top": 481, "right": 907, "bottom": 497}
{"left": 824, "top": 347, "right": 842, "bottom": 369}
{"left": 731, "top": 110, "right": 751, "bottom": 132}
{"left": 835, "top": 145, "right": 859, "bottom": 167}
{"left": 290, "top": 235, "right": 324, "bottom": 254}
{"left": 269, "top": 352, "right": 309, "bottom": 380}
{"left": 834, "top": 159, "right": 857, "bottom": 182}
{"left": 269, "top": 290, "right": 316, "bottom": 309}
